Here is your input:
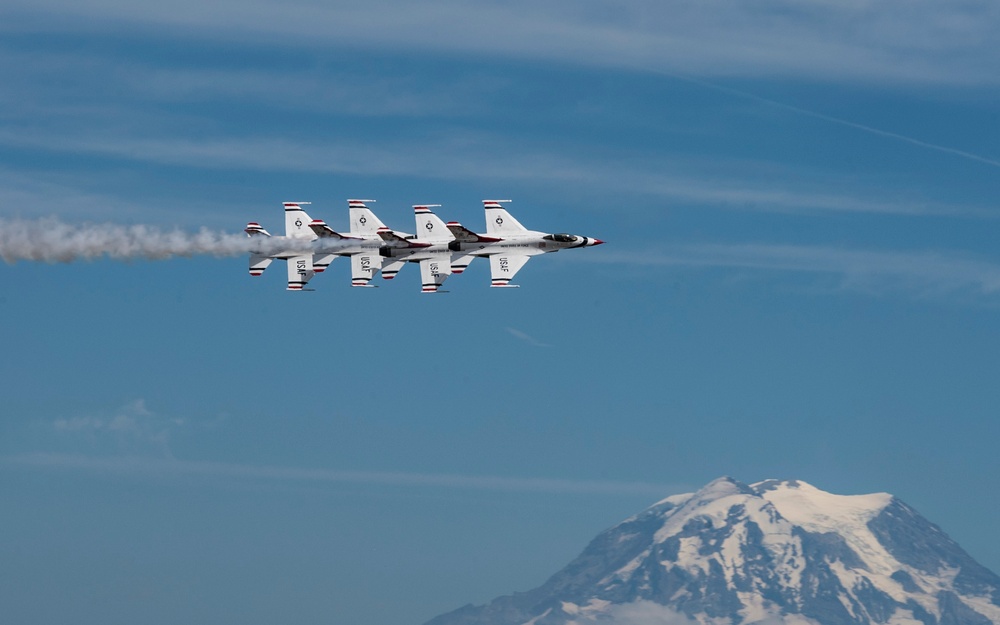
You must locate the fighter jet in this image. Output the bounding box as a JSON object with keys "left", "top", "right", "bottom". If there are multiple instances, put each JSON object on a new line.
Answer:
{"left": 308, "top": 199, "right": 392, "bottom": 288}
{"left": 244, "top": 201, "right": 379, "bottom": 291}
{"left": 374, "top": 204, "right": 457, "bottom": 293}
{"left": 445, "top": 200, "right": 603, "bottom": 287}
{"left": 245, "top": 202, "right": 329, "bottom": 290}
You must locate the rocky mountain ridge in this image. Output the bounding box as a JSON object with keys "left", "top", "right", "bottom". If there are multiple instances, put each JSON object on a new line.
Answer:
{"left": 425, "top": 477, "right": 1000, "bottom": 625}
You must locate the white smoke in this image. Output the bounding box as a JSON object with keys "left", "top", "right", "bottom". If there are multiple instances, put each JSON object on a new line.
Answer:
{"left": 0, "top": 217, "right": 315, "bottom": 263}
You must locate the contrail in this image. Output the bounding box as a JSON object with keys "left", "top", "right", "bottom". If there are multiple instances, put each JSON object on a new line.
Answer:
{"left": 0, "top": 217, "right": 312, "bottom": 264}
{"left": 4, "top": 453, "right": 684, "bottom": 498}
{"left": 663, "top": 72, "right": 1000, "bottom": 170}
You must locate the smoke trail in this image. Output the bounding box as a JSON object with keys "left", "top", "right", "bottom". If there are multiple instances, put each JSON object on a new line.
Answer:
{"left": 0, "top": 217, "right": 314, "bottom": 264}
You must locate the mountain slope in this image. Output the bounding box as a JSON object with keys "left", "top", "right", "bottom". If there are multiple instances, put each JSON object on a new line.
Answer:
{"left": 425, "top": 477, "right": 1000, "bottom": 625}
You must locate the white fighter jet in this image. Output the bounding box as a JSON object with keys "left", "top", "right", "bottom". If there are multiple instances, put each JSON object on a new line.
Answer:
{"left": 245, "top": 201, "right": 387, "bottom": 291}
{"left": 244, "top": 202, "right": 332, "bottom": 291}
{"left": 375, "top": 204, "right": 457, "bottom": 293}
{"left": 445, "top": 200, "right": 603, "bottom": 287}
{"left": 307, "top": 199, "right": 393, "bottom": 288}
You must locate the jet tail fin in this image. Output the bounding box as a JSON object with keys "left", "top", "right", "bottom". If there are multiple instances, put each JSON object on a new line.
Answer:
{"left": 348, "top": 199, "right": 386, "bottom": 235}
{"left": 284, "top": 202, "right": 317, "bottom": 239}
{"left": 414, "top": 205, "right": 453, "bottom": 243}
{"left": 483, "top": 200, "right": 528, "bottom": 236}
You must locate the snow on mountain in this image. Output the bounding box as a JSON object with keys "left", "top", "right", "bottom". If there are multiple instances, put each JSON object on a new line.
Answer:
{"left": 424, "top": 477, "right": 1000, "bottom": 625}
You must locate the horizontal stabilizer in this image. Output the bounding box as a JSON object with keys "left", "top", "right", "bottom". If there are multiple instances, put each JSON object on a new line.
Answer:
{"left": 381, "top": 258, "right": 406, "bottom": 280}
{"left": 245, "top": 222, "right": 271, "bottom": 237}
{"left": 451, "top": 253, "right": 475, "bottom": 274}
{"left": 249, "top": 254, "right": 272, "bottom": 276}
{"left": 313, "top": 253, "right": 337, "bottom": 273}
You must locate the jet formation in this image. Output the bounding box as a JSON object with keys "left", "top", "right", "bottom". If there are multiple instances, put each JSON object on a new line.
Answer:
{"left": 244, "top": 200, "right": 603, "bottom": 292}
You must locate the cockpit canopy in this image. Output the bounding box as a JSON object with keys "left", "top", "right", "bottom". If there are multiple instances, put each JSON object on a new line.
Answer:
{"left": 543, "top": 233, "right": 578, "bottom": 243}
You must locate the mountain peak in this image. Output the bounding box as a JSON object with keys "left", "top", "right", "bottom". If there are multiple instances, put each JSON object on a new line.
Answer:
{"left": 699, "top": 475, "right": 755, "bottom": 496}
{"left": 426, "top": 477, "right": 1000, "bottom": 625}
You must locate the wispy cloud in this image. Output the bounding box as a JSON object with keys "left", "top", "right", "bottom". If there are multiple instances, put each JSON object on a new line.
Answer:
{"left": 1, "top": 130, "right": 991, "bottom": 221}
{"left": 589, "top": 243, "right": 1000, "bottom": 300}
{"left": 3, "top": 453, "right": 683, "bottom": 498}
{"left": 3, "top": 0, "right": 999, "bottom": 85}
{"left": 506, "top": 327, "right": 551, "bottom": 348}
{"left": 0, "top": 49, "right": 483, "bottom": 119}
{"left": 51, "top": 400, "right": 182, "bottom": 458}
{"left": 661, "top": 72, "right": 1000, "bottom": 171}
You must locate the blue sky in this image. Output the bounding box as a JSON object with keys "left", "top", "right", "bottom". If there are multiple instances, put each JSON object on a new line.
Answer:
{"left": 2, "top": 2, "right": 1000, "bottom": 624}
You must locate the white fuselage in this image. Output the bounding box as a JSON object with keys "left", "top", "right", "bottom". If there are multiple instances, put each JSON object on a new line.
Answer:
{"left": 451, "top": 231, "right": 595, "bottom": 257}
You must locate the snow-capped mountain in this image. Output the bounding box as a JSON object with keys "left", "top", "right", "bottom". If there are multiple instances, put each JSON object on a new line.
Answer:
{"left": 425, "top": 477, "right": 1000, "bottom": 625}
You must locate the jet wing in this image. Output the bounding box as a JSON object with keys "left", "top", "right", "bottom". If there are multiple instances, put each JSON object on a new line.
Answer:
{"left": 350, "top": 252, "right": 381, "bottom": 287}
{"left": 377, "top": 227, "right": 430, "bottom": 248}
{"left": 419, "top": 253, "right": 452, "bottom": 293}
{"left": 286, "top": 254, "right": 315, "bottom": 291}
{"left": 446, "top": 222, "right": 500, "bottom": 243}
{"left": 489, "top": 254, "right": 530, "bottom": 287}
{"left": 308, "top": 220, "right": 354, "bottom": 239}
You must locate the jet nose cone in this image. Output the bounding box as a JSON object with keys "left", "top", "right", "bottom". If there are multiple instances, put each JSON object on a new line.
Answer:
{"left": 591, "top": 238, "right": 604, "bottom": 246}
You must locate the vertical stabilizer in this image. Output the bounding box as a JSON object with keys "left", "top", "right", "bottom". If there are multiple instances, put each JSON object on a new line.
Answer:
{"left": 413, "top": 205, "right": 453, "bottom": 243}
{"left": 348, "top": 199, "right": 386, "bottom": 235}
{"left": 284, "top": 202, "right": 316, "bottom": 239}
{"left": 483, "top": 200, "right": 527, "bottom": 236}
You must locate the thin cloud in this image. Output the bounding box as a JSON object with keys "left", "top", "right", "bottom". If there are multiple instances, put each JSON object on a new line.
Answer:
{"left": 662, "top": 72, "right": 1000, "bottom": 171}
{"left": 3, "top": 0, "right": 999, "bottom": 85}
{"left": 3, "top": 453, "right": 684, "bottom": 498}
{"left": 0, "top": 49, "right": 481, "bottom": 119}
{"left": 1, "top": 130, "right": 992, "bottom": 221}
{"left": 51, "top": 400, "right": 181, "bottom": 458}
{"left": 588, "top": 244, "right": 1000, "bottom": 299}
{"left": 506, "top": 327, "right": 551, "bottom": 348}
